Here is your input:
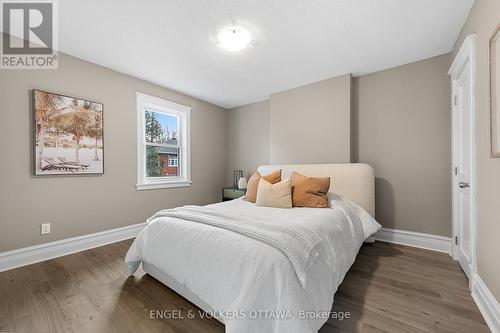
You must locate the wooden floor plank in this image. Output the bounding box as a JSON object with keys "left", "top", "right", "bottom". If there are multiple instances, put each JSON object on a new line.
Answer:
{"left": 0, "top": 240, "right": 489, "bottom": 333}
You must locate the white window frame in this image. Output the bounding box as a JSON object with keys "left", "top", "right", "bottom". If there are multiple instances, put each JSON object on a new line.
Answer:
{"left": 136, "top": 92, "right": 191, "bottom": 190}
{"left": 168, "top": 156, "right": 178, "bottom": 167}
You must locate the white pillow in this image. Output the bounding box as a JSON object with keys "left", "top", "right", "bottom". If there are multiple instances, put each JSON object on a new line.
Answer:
{"left": 256, "top": 178, "right": 292, "bottom": 208}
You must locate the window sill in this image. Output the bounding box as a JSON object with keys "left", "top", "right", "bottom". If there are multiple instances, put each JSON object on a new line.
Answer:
{"left": 136, "top": 180, "right": 192, "bottom": 191}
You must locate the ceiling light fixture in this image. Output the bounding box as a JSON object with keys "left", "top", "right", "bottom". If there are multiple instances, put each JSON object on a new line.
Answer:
{"left": 217, "top": 27, "right": 251, "bottom": 52}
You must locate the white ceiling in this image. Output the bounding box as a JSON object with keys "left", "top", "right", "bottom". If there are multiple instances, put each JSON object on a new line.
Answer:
{"left": 58, "top": 0, "right": 474, "bottom": 108}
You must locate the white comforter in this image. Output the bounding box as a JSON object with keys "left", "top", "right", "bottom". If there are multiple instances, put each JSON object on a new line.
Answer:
{"left": 125, "top": 194, "right": 381, "bottom": 333}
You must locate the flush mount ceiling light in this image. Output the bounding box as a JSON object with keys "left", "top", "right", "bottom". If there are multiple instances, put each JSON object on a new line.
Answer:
{"left": 217, "top": 27, "right": 251, "bottom": 52}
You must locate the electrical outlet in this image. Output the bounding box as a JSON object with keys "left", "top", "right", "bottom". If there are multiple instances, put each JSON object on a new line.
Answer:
{"left": 41, "top": 223, "right": 51, "bottom": 235}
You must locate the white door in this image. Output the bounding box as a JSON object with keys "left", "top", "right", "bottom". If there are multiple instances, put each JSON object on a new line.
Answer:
{"left": 450, "top": 35, "right": 476, "bottom": 282}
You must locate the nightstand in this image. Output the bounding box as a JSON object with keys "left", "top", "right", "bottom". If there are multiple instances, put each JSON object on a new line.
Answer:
{"left": 222, "top": 187, "right": 246, "bottom": 201}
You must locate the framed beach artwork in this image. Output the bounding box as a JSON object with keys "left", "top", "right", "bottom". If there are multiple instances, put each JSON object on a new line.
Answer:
{"left": 33, "top": 89, "right": 104, "bottom": 175}
{"left": 490, "top": 24, "right": 500, "bottom": 157}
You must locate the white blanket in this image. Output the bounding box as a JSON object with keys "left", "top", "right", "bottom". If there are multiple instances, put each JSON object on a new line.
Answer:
{"left": 125, "top": 195, "right": 381, "bottom": 333}
{"left": 139, "top": 205, "right": 323, "bottom": 288}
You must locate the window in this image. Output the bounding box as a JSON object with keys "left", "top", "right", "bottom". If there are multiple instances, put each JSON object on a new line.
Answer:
{"left": 168, "top": 156, "right": 178, "bottom": 167}
{"left": 136, "top": 92, "right": 191, "bottom": 190}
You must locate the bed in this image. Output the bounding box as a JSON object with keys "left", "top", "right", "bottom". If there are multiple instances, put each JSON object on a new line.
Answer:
{"left": 125, "top": 163, "right": 381, "bottom": 333}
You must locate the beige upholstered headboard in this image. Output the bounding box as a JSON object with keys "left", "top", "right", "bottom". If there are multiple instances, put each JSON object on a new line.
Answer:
{"left": 257, "top": 163, "right": 375, "bottom": 217}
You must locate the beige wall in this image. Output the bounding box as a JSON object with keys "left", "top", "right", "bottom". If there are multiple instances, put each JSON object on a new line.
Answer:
{"left": 227, "top": 59, "right": 452, "bottom": 239}
{"left": 451, "top": 0, "right": 500, "bottom": 301}
{"left": 0, "top": 50, "right": 228, "bottom": 252}
{"left": 353, "top": 54, "right": 452, "bottom": 237}
{"left": 226, "top": 74, "right": 352, "bottom": 182}
{"left": 226, "top": 100, "right": 270, "bottom": 183}
{"left": 270, "top": 74, "right": 352, "bottom": 164}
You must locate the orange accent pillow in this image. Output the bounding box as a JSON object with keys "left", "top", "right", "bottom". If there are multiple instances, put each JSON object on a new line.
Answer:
{"left": 245, "top": 169, "right": 282, "bottom": 203}
{"left": 291, "top": 172, "right": 330, "bottom": 208}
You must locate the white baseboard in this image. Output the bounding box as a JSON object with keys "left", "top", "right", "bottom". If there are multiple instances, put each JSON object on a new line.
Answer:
{"left": 375, "top": 227, "right": 452, "bottom": 254}
{"left": 0, "top": 223, "right": 145, "bottom": 272}
{"left": 472, "top": 272, "right": 500, "bottom": 333}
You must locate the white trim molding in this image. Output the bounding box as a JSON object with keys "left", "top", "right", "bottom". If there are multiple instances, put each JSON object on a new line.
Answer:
{"left": 136, "top": 180, "right": 192, "bottom": 191}
{"left": 375, "top": 228, "right": 452, "bottom": 254}
{"left": 472, "top": 272, "right": 500, "bottom": 333}
{"left": 136, "top": 92, "right": 192, "bottom": 191}
{"left": 448, "top": 34, "right": 476, "bottom": 77}
{"left": 0, "top": 223, "right": 145, "bottom": 272}
{"left": 448, "top": 33, "right": 477, "bottom": 280}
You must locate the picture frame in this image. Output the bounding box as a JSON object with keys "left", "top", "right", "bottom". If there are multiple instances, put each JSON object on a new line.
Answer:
{"left": 32, "top": 89, "right": 104, "bottom": 175}
{"left": 489, "top": 23, "right": 500, "bottom": 158}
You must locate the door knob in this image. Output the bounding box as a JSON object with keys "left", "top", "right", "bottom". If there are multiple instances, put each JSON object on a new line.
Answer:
{"left": 459, "top": 182, "right": 470, "bottom": 188}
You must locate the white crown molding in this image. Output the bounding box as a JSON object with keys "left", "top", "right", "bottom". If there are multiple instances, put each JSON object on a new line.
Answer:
{"left": 0, "top": 223, "right": 145, "bottom": 272}
{"left": 375, "top": 227, "right": 452, "bottom": 254}
{"left": 472, "top": 272, "right": 500, "bottom": 333}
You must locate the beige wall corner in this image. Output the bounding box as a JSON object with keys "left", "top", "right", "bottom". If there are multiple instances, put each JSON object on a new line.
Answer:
{"left": 226, "top": 100, "right": 270, "bottom": 183}
{"left": 353, "top": 53, "right": 452, "bottom": 237}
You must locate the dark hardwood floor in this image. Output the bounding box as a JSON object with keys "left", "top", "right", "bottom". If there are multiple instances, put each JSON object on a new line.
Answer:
{"left": 0, "top": 240, "right": 489, "bottom": 333}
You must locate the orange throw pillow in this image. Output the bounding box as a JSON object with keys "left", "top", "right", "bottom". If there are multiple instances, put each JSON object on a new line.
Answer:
{"left": 245, "top": 169, "right": 281, "bottom": 203}
{"left": 291, "top": 172, "right": 330, "bottom": 208}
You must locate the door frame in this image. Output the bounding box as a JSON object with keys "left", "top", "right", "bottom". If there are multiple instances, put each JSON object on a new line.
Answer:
{"left": 448, "top": 34, "right": 477, "bottom": 285}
